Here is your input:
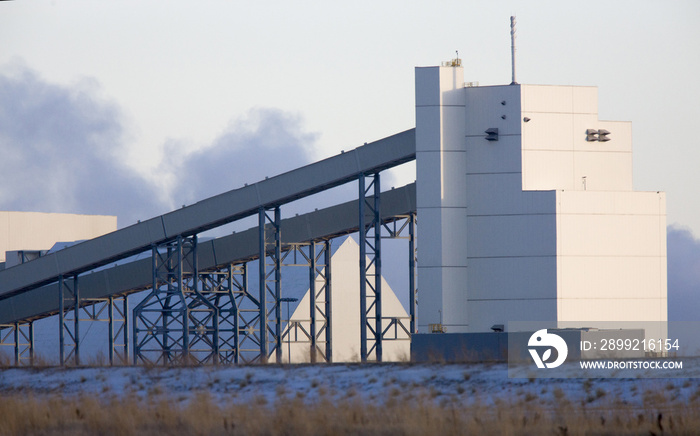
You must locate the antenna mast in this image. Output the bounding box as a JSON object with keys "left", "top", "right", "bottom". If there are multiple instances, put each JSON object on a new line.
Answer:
{"left": 510, "top": 16, "right": 517, "bottom": 85}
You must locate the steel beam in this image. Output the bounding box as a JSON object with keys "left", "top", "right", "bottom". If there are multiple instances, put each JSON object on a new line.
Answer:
{"left": 228, "top": 264, "right": 265, "bottom": 363}
{"left": 259, "top": 207, "right": 282, "bottom": 362}
{"left": 409, "top": 214, "right": 417, "bottom": 334}
{"left": 380, "top": 214, "right": 418, "bottom": 334}
{"left": 58, "top": 274, "right": 79, "bottom": 366}
{"left": 133, "top": 236, "right": 218, "bottom": 365}
{"left": 278, "top": 241, "right": 332, "bottom": 363}
{"left": 359, "top": 173, "right": 382, "bottom": 362}
{"left": 108, "top": 295, "right": 129, "bottom": 365}
{"left": 0, "top": 322, "right": 33, "bottom": 366}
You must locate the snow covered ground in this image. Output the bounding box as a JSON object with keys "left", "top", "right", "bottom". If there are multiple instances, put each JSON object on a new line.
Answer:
{"left": 0, "top": 362, "right": 698, "bottom": 411}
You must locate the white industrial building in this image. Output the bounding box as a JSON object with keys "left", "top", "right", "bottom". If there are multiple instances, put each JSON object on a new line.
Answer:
{"left": 415, "top": 63, "right": 667, "bottom": 334}
{"left": 0, "top": 211, "right": 117, "bottom": 268}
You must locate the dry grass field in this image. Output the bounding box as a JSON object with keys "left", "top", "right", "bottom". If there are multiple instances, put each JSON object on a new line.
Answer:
{"left": 1, "top": 390, "right": 699, "bottom": 436}
{"left": 1, "top": 363, "right": 699, "bottom": 435}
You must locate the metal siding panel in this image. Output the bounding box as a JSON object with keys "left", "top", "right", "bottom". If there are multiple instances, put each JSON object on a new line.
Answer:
{"left": 197, "top": 239, "right": 217, "bottom": 272}
{"left": 464, "top": 85, "right": 521, "bottom": 137}
{"left": 559, "top": 213, "right": 663, "bottom": 257}
{"left": 467, "top": 256, "right": 557, "bottom": 300}
{"left": 465, "top": 134, "right": 522, "bottom": 175}
{"left": 559, "top": 256, "right": 663, "bottom": 300}
{"left": 467, "top": 299, "right": 558, "bottom": 333}
{"left": 572, "top": 86, "right": 598, "bottom": 114}
{"left": 521, "top": 112, "right": 575, "bottom": 151}
{"left": 522, "top": 150, "right": 575, "bottom": 190}
{"left": 415, "top": 106, "right": 441, "bottom": 152}
{"left": 521, "top": 84, "right": 575, "bottom": 113}
{"left": 574, "top": 151, "right": 633, "bottom": 191}
{"left": 438, "top": 66, "right": 465, "bottom": 106}
{"left": 466, "top": 173, "right": 526, "bottom": 216}
{"left": 558, "top": 299, "right": 666, "bottom": 323}
{"left": 466, "top": 214, "right": 557, "bottom": 258}
{"left": 415, "top": 67, "right": 441, "bottom": 107}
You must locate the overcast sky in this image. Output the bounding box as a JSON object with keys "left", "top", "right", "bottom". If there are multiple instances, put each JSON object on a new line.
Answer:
{"left": 1, "top": 0, "right": 698, "bottom": 233}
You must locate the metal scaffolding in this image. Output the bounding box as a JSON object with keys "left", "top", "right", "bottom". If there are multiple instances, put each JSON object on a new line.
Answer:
{"left": 280, "top": 241, "right": 332, "bottom": 363}
{"left": 0, "top": 321, "right": 33, "bottom": 365}
{"left": 0, "top": 130, "right": 418, "bottom": 366}
{"left": 47, "top": 202, "right": 415, "bottom": 367}
{"left": 27, "top": 210, "right": 416, "bottom": 367}
{"left": 197, "top": 263, "right": 265, "bottom": 364}
{"left": 132, "top": 236, "right": 219, "bottom": 365}
{"left": 381, "top": 213, "right": 418, "bottom": 334}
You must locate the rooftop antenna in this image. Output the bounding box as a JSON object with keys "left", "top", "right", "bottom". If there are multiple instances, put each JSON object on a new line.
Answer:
{"left": 510, "top": 16, "right": 517, "bottom": 85}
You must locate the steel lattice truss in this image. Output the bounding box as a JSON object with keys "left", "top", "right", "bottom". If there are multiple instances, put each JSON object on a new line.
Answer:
{"left": 0, "top": 322, "right": 33, "bottom": 365}
{"left": 2, "top": 208, "right": 416, "bottom": 367}
{"left": 132, "top": 236, "right": 218, "bottom": 365}
{"left": 0, "top": 136, "right": 419, "bottom": 365}
{"left": 279, "top": 241, "right": 332, "bottom": 363}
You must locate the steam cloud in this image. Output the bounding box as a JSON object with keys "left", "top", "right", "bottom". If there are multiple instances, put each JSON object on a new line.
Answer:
{"left": 0, "top": 64, "right": 317, "bottom": 227}
{"left": 667, "top": 225, "right": 700, "bottom": 322}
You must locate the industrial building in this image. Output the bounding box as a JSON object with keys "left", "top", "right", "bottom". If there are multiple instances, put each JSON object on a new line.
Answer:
{"left": 0, "top": 57, "right": 666, "bottom": 365}
{"left": 0, "top": 211, "right": 116, "bottom": 269}
{"left": 415, "top": 64, "right": 667, "bottom": 335}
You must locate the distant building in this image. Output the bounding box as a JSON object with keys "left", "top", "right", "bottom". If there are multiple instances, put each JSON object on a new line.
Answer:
{"left": 415, "top": 64, "right": 667, "bottom": 334}
{"left": 0, "top": 211, "right": 117, "bottom": 269}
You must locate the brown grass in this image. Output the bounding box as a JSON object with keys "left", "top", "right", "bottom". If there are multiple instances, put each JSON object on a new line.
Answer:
{"left": 0, "top": 387, "right": 698, "bottom": 436}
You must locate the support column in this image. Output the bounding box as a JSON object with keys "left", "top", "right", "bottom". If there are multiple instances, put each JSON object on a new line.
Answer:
{"left": 108, "top": 295, "right": 129, "bottom": 365}
{"left": 0, "top": 322, "right": 33, "bottom": 366}
{"left": 13, "top": 322, "right": 19, "bottom": 364}
{"left": 259, "top": 207, "right": 282, "bottom": 363}
{"left": 359, "top": 172, "right": 382, "bottom": 362}
{"left": 133, "top": 235, "right": 217, "bottom": 365}
{"left": 309, "top": 242, "right": 317, "bottom": 363}
{"left": 409, "top": 214, "right": 418, "bottom": 333}
{"left": 58, "top": 274, "right": 79, "bottom": 366}
{"left": 226, "top": 263, "right": 262, "bottom": 363}
{"left": 322, "top": 240, "right": 332, "bottom": 361}
{"left": 74, "top": 279, "right": 80, "bottom": 365}
{"left": 308, "top": 241, "right": 332, "bottom": 363}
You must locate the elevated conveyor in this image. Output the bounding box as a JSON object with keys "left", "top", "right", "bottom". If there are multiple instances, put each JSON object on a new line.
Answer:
{"left": 0, "top": 183, "right": 416, "bottom": 325}
{"left": 0, "top": 129, "right": 415, "bottom": 301}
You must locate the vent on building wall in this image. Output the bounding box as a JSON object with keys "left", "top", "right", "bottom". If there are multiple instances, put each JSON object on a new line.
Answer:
{"left": 485, "top": 128, "right": 499, "bottom": 141}
{"left": 586, "top": 129, "right": 611, "bottom": 142}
